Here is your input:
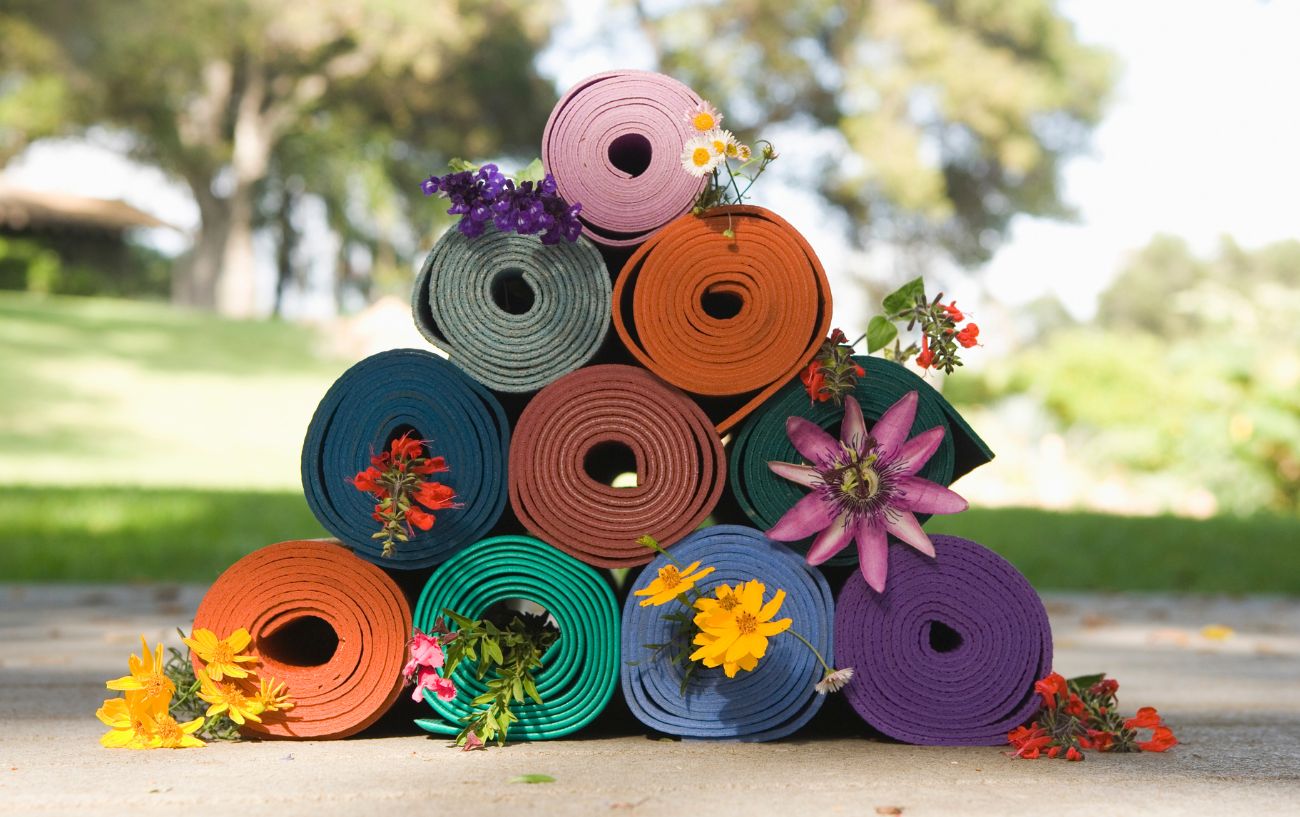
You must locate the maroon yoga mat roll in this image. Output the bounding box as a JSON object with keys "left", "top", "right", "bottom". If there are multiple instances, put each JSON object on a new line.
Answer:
{"left": 541, "top": 70, "right": 708, "bottom": 248}
{"left": 508, "top": 364, "right": 726, "bottom": 568}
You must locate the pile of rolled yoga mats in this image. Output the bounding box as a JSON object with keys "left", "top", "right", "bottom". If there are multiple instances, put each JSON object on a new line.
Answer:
{"left": 197, "top": 69, "right": 1050, "bottom": 746}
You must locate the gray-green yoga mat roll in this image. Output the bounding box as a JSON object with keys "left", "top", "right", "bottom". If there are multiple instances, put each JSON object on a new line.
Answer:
{"left": 412, "top": 225, "right": 612, "bottom": 393}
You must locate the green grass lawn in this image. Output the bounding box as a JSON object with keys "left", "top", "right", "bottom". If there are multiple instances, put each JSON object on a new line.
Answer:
{"left": 0, "top": 291, "right": 348, "bottom": 489}
{"left": 2, "top": 291, "right": 1296, "bottom": 592}
{"left": 2, "top": 485, "right": 1297, "bottom": 592}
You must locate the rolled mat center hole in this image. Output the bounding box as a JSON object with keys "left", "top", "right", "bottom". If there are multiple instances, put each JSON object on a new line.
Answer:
{"left": 583, "top": 440, "right": 639, "bottom": 489}
{"left": 608, "top": 133, "right": 653, "bottom": 177}
{"left": 927, "top": 620, "right": 963, "bottom": 653}
{"left": 386, "top": 423, "right": 425, "bottom": 455}
{"left": 480, "top": 598, "right": 561, "bottom": 635}
{"left": 491, "top": 269, "right": 535, "bottom": 315}
{"left": 701, "top": 288, "right": 743, "bottom": 320}
{"left": 260, "top": 616, "right": 339, "bottom": 667}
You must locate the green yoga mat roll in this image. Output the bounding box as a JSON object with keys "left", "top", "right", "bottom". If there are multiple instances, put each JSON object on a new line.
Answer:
{"left": 411, "top": 535, "right": 620, "bottom": 741}
{"left": 729, "top": 356, "right": 993, "bottom": 563}
{"left": 412, "top": 225, "right": 612, "bottom": 393}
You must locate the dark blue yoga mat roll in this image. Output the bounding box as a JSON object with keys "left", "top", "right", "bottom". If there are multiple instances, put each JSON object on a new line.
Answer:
{"left": 301, "top": 348, "right": 510, "bottom": 569}
{"left": 620, "top": 525, "right": 833, "bottom": 741}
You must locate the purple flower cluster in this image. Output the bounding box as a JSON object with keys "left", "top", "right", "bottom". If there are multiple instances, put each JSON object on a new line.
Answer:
{"left": 420, "top": 164, "right": 583, "bottom": 245}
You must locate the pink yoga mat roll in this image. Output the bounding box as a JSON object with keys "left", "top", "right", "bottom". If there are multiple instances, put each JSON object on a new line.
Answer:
{"left": 542, "top": 70, "right": 708, "bottom": 248}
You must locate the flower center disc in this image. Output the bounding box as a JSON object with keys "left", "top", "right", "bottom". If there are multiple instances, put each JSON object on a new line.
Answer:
{"left": 736, "top": 612, "right": 758, "bottom": 635}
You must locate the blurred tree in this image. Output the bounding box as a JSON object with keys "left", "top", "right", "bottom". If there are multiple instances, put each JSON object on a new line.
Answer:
{"left": 630, "top": 0, "right": 1115, "bottom": 267}
{"left": 974, "top": 235, "right": 1300, "bottom": 514}
{"left": 0, "top": 0, "right": 558, "bottom": 316}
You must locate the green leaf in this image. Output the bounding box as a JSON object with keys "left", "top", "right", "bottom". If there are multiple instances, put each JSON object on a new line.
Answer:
{"left": 512, "top": 677, "right": 524, "bottom": 703}
{"left": 515, "top": 158, "right": 545, "bottom": 184}
{"left": 882, "top": 277, "right": 926, "bottom": 316}
{"left": 486, "top": 639, "right": 504, "bottom": 666}
{"left": 866, "top": 315, "right": 898, "bottom": 353}
{"left": 522, "top": 675, "right": 542, "bottom": 705}
{"left": 448, "top": 157, "right": 479, "bottom": 173}
{"left": 1067, "top": 672, "right": 1107, "bottom": 690}
{"left": 508, "top": 774, "right": 556, "bottom": 785}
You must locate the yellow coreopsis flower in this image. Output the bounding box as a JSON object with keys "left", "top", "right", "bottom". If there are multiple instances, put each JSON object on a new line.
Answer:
{"left": 183, "top": 627, "right": 257, "bottom": 681}
{"left": 153, "top": 712, "right": 206, "bottom": 749}
{"left": 254, "top": 676, "right": 294, "bottom": 714}
{"left": 96, "top": 691, "right": 162, "bottom": 750}
{"left": 689, "top": 579, "right": 791, "bottom": 667}
{"left": 197, "top": 676, "right": 264, "bottom": 725}
{"left": 105, "top": 636, "right": 176, "bottom": 704}
{"left": 634, "top": 560, "right": 716, "bottom": 607}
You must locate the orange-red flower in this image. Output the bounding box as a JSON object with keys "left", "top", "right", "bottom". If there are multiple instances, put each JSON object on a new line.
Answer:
{"left": 415, "top": 481, "right": 457, "bottom": 511}
{"left": 406, "top": 507, "right": 435, "bottom": 531}
{"left": 1138, "top": 726, "right": 1178, "bottom": 753}
{"left": 351, "top": 466, "right": 384, "bottom": 493}
{"left": 916, "top": 336, "right": 934, "bottom": 369}
{"left": 412, "top": 456, "right": 449, "bottom": 475}
{"left": 1033, "top": 672, "right": 1068, "bottom": 708}
{"left": 1124, "top": 706, "right": 1161, "bottom": 730}
{"left": 390, "top": 433, "right": 424, "bottom": 460}
{"left": 799, "top": 360, "right": 829, "bottom": 403}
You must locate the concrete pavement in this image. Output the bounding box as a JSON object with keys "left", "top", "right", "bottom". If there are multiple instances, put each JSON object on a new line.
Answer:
{"left": 2, "top": 585, "right": 1298, "bottom": 816}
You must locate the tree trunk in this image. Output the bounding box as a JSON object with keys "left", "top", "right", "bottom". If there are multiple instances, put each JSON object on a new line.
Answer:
{"left": 172, "top": 185, "right": 227, "bottom": 309}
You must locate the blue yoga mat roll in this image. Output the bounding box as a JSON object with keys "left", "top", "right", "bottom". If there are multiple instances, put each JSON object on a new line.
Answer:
{"left": 620, "top": 525, "right": 833, "bottom": 741}
{"left": 301, "top": 348, "right": 510, "bottom": 569}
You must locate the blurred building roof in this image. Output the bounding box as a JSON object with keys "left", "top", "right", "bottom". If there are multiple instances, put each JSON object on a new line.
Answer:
{"left": 0, "top": 184, "right": 175, "bottom": 233}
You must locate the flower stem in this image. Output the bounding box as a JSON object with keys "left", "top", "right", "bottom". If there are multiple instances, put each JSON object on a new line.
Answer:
{"left": 786, "top": 627, "right": 832, "bottom": 674}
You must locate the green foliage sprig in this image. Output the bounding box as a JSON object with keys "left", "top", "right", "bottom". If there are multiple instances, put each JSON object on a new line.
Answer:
{"left": 441, "top": 608, "right": 559, "bottom": 748}
{"left": 867, "top": 277, "right": 980, "bottom": 374}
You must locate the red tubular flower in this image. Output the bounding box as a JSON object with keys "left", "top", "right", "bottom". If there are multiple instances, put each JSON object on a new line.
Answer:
{"left": 943, "top": 301, "right": 963, "bottom": 321}
{"left": 828, "top": 328, "right": 849, "bottom": 345}
{"left": 1008, "top": 723, "right": 1053, "bottom": 759}
{"left": 406, "top": 506, "right": 436, "bottom": 531}
{"left": 852, "top": 362, "right": 865, "bottom": 377}
{"left": 371, "top": 452, "right": 391, "bottom": 469}
{"left": 1124, "top": 706, "right": 1161, "bottom": 730}
{"left": 799, "top": 360, "right": 830, "bottom": 403}
{"left": 412, "top": 456, "right": 449, "bottom": 475}
{"left": 1066, "top": 747, "right": 1083, "bottom": 762}
{"left": 1090, "top": 678, "right": 1119, "bottom": 698}
{"left": 390, "top": 434, "right": 424, "bottom": 460}
{"left": 1065, "top": 693, "right": 1086, "bottom": 718}
{"left": 1084, "top": 729, "right": 1115, "bottom": 751}
{"left": 351, "top": 467, "right": 384, "bottom": 493}
{"left": 1034, "top": 672, "right": 1068, "bottom": 709}
{"left": 1138, "top": 726, "right": 1178, "bottom": 753}
{"left": 415, "top": 481, "right": 458, "bottom": 511}
{"left": 916, "top": 337, "right": 934, "bottom": 369}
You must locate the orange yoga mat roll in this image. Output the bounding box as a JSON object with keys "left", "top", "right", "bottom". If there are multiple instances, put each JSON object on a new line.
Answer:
{"left": 612, "top": 205, "right": 833, "bottom": 434}
{"left": 191, "top": 540, "right": 412, "bottom": 740}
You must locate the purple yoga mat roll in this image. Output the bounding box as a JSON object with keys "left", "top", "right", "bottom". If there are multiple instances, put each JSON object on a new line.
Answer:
{"left": 834, "top": 534, "right": 1052, "bottom": 746}
{"left": 541, "top": 70, "right": 707, "bottom": 248}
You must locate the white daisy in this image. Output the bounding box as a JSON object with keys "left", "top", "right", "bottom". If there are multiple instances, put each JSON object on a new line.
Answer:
{"left": 683, "top": 101, "right": 723, "bottom": 133}
{"left": 681, "top": 135, "right": 723, "bottom": 176}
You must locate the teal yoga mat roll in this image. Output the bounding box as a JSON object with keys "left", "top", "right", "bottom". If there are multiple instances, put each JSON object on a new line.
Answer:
{"left": 412, "top": 535, "right": 621, "bottom": 741}
{"left": 728, "top": 356, "right": 992, "bottom": 563}
{"left": 412, "top": 225, "right": 612, "bottom": 393}
{"left": 301, "top": 348, "right": 510, "bottom": 570}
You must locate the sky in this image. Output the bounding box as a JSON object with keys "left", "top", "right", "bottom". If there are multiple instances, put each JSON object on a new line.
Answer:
{"left": 5, "top": 0, "right": 1298, "bottom": 324}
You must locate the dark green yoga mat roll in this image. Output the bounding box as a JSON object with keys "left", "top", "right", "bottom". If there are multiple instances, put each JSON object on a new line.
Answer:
{"left": 412, "top": 535, "right": 621, "bottom": 741}
{"left": 412, "top": 225, "right": 612, "bottom": 393}
{"left": 728, "top": 356, "right": 993, "bottom": 563}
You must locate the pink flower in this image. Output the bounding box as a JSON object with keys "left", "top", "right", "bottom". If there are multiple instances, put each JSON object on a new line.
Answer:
{"left": 402, "top": 631, "right": 445, "bottom": 679}
{"left": 462, "top": 730, "right": 484, "bottom": 751}
{"left": 431, "top": 674, "right": 458, "bottom": 702}
{"left": 765, "top": 392, "right": 967, "bottom": 593}
{"left": 410, "top": 666, "right": 457, "bottom": 703}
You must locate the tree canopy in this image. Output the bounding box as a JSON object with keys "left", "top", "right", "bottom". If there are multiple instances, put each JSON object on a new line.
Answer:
{"left": 0, "top": 0, "right": 559, "bottom": 315}
{"left": 632, "top": 0, "right": 1115, "bottom": 266}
